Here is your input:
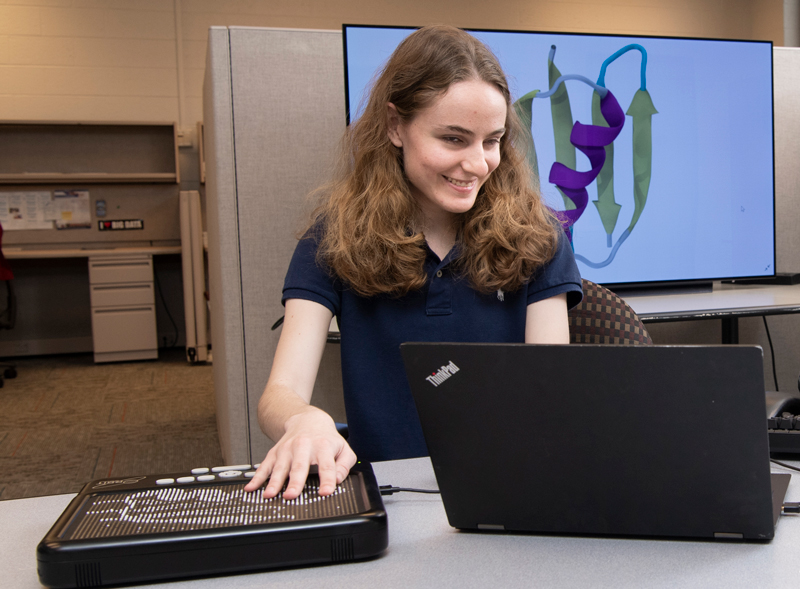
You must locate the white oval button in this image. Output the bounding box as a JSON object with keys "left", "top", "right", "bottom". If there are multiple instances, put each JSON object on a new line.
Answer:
{"left": 212, "top": 465, "right": 251, "bottom": 473}
{"left": 218, "top": 470, "right": 242, "bottom": 478}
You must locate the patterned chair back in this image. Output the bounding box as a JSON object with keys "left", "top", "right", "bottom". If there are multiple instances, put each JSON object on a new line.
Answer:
{"left": 568, "top": 279, "right": 652, "bottom": 345}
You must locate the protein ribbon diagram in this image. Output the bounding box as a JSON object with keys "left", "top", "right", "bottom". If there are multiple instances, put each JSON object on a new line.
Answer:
{"left": 514, "top": 44, "right": 658, "bottom": 268}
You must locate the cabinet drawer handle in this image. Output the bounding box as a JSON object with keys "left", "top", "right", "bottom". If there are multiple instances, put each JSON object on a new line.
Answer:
{"left": 92, "top": 284, "right": 152, "bottom": 291}
{"left": 94, "top": 307, "right": 153, "bottom": 314}
{"left": 90, "top": 262, "right": 150, "bottom": 268}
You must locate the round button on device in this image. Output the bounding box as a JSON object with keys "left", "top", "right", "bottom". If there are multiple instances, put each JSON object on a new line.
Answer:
{"left": 191, "top": 467, "right": 210, "bottom": 475}
{"left": 218, "top": 470, "right": 242, "bottom": 479}
{"left": 177, "top": 476, "right": 195, "bottom": 484}
{"left": 156, "top": 478, "right": 175, "bottom": 485}
{"left": 197, "top": 475, "right": 216, "bottom": 482}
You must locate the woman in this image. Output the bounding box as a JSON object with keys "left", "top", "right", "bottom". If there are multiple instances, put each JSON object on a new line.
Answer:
{"left": 245, "top": 25, "right": 583, "bottom": 500}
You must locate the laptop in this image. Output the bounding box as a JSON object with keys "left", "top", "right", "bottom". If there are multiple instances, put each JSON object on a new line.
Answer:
{"left": 400, "top": 343, "right": 789, "bottom": 541}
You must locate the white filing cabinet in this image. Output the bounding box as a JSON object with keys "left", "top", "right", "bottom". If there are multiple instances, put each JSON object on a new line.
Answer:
{"left": 88, "top": 254, "right": 158, "bottom": 363}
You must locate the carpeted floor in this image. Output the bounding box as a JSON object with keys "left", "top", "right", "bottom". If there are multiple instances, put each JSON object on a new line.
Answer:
{"left": 0, "top": 348, "right": 223, "bottom": 500}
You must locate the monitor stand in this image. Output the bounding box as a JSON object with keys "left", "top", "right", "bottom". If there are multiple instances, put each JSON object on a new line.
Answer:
{"left": 722, "top": 273, "right": 800, "bottom": 286}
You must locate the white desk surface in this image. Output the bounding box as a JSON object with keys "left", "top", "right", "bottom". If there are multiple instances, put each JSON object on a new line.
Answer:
{"left": 624, "top": 282, "right": 800, "bottom": 321}
{"left": 1, "top": 245, "right": 181, "bottom": 259}
{"left": 4, "top": 457, "right": 800, "bottom": 589}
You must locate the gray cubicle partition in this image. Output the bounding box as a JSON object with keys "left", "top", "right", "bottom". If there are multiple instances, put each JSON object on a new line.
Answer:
{"left": 204, "top": 28, "right": 800, "bottom": 463}
{"left": 774, "top": 47, "right": 800, "bottom": 275}
{"left": 204, "top": 27, "right": 347, "bottom": 463}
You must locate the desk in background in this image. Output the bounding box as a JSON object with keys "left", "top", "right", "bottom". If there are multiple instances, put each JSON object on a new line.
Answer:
{"left": 319, "top": 282, "right": 800, "bottom": 346}
{"left": 625, "top": 282, "right": 800, "bottom": 344}
{"left": 2, "top": 246, "right": 180, "bottom": 362}
{"left": 2, "top": 456, "right": 799, "bottom": 589}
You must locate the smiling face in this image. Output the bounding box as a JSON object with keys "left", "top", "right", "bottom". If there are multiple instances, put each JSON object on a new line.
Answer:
{"left": 387, "top": 78, "right": 508, "bottom": 229}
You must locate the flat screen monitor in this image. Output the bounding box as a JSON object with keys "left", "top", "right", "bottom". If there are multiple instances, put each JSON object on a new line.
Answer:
{"left": 342, "top": 25, "right": 775, "bottom": 290}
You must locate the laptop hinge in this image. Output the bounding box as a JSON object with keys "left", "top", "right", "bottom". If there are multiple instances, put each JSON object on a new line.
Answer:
{"left": 713, "top": 532, "right": 744, "bottom": 539}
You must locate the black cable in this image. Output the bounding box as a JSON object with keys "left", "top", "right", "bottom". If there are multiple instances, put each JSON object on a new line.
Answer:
{"left": 379, "top": 485, "right": 440, "bottom": 496}
{"left": 153, "top": 265, "right": 180, "bottom": 348}
{"left": 762, "top": 315, "right": 778, "bottom": 391}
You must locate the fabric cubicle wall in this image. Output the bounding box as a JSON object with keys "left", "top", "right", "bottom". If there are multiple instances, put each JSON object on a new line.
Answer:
{"left": 203, "top": 27, "right": 348, "bottom": 464}
{"left": 774, "top": 47, "right": 800, "bottom": 276}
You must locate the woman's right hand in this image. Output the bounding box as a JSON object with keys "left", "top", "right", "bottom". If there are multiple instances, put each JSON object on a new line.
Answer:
{"left": 244, "top": 408, "right": 357, "bottom": 500}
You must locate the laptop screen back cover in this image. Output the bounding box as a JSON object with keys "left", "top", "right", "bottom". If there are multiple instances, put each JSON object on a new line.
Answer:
{"left": 401, "top": 343, "right": 775, "bottom": 540}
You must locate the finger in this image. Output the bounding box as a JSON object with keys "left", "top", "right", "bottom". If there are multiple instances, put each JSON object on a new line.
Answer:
{"left": 334, "top": 444, "right": 358, "bottom": 485}
{"left": 244, "top": 456, "right": 273, "bottom": 493}
{"left": 316, "top": 451, "right": 338, "bottom": 496}
{"left": 282, "top": 459, "right": 311, "bottom": 501}
{"left": 269, "top": 439, "right": 311, "bottom": 500}
{"left": 263, "top": 451, "right": 293, "bottom": 499}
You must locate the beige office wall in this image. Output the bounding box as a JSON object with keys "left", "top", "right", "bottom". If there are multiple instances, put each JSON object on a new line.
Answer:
{"left": 0, "top": 0, "right": 784, "bottom": 134}
{"left": 0, "top": 0, "right": 784, "bottom": 189}
{"left": 0, "top": 1, "right": 179, "bottom": 122}
{"left": 753, "top": 0, "right": 786, "bottom": 44}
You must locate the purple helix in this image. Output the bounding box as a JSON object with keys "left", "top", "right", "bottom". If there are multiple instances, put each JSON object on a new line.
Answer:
{"left": 549, "top": 90, "right": 625, "bottom": 237}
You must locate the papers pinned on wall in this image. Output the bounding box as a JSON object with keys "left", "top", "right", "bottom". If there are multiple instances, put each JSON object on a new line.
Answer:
{"left": 0, "top": 190, "right": 93, "bottom": 230}
{"left": 53, "top": 190, "right": 92, "bottom": 230}
{"left": 0, "top": 192, "right": 56, "bottom": 230}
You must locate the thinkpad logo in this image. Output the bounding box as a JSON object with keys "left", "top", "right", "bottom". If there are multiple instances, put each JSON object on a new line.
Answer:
{"left": 425, "top": 361, "right": 460, "bottom": 387}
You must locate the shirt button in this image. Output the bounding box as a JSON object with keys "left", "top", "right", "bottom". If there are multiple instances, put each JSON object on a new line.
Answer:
{"left": 436, "top": 270, "right": 443, "bottom": 278}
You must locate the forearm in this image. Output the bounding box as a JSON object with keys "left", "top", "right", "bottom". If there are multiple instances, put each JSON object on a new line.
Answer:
{"left": 257, "top": 298, "right": 334, "bottom": 441}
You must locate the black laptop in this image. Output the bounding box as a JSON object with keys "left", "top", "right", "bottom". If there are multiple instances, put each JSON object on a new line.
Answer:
{"left": 400, "top": 343, "right": 789, "bottom": 541}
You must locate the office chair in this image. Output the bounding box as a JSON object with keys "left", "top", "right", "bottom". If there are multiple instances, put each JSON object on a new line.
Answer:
{"left": 568, "top": 279, "right": 652, "bottom": 345}
{"left": 0, "top": 222, "right": 18, "bottom": 387}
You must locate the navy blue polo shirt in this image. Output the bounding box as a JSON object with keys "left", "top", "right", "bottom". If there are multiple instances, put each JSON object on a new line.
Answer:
{"left": 282, "top": 229, "right": 582, "bottom": 462}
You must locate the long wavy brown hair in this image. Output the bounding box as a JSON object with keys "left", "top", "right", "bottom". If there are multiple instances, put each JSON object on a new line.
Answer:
{"left": 310, "top": 24, "right": 559, "bottom": 296}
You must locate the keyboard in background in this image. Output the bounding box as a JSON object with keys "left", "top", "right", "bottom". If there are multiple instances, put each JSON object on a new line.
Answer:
{"left": 766, "top": 391, "right": 800, "bottom": 455}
